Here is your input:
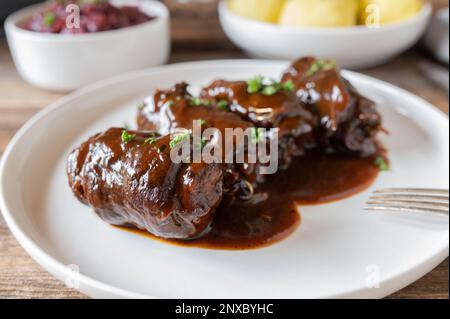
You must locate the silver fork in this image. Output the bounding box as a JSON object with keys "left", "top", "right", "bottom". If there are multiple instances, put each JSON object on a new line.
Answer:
{"left": 365, "top": 188, "right": 449, "bottom": 216}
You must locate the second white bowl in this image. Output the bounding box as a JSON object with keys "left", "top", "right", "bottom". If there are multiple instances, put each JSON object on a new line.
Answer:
{"left": 219, "top": 1, "right": 432, "bottom": 69}
{"left": 5, "top": 0, "right": 170, "bottom": 92}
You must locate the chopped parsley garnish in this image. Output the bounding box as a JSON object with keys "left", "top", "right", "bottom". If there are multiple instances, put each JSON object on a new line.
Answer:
{"left": 144, "top": 137, "right": 157, "bottom": 145}
{"left": 247, "top": 76, "right": 264, "bottom": 94}
{"left": 198, "top": 119, "right": 207, "bottom": 126}
{"left": 190, "top": 98, "right": 210, "bottom": 106}
{"left": 261, "top": 85, "right": 278, "bottom": 96}
{"left": 217, "top": 100, "right": 229, "bottom": 111}
{"left": 121, "top": 130, "right": 136, "bottom": 144}
{"left": 247, "top": 77, "right": 295, "bottom": 96}
{"left": 305, "top": 59, "right": 337, "bottom": 77}
{"left": 281, "top": 79, "right": 294, "bottom": 91}
{"left": 170, "top": 132, "right": 190, "bottom": 149}
{"left": 190, "top": 98, "right": 201, "bottom": 106}
{"left": 374, "top": 156, "right": 389, "bottom": 171}
{"left": 250, "top": 127, "right": 265, "bottom": 144}
{"left": 43, "top": 12, "right": 56, "bottom": 27}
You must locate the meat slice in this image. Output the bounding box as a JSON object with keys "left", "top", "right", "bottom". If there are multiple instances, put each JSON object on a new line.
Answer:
{"left": 137, "top": 83, "right": 265, "bottom": 201}
{"left": 281, "top": 57, "right": 382, "bottom": 156}
{"left": 200, "top": 80, "right": 317, "bottom": 168}
{"left": 137, "top": 82, "right": 252, "bottom": 137}
{"left": 67, "top": 128, "right": 223, "bottom": 240}
{"left": 200, "top": 80, "right": 315, "bottom": 139}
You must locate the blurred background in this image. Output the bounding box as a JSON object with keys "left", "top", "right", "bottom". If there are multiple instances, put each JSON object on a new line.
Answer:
{"left": 1, "top": 0, "right": 449, "bottom": 49}
{"left": 0, "top": 0, "right": 449, "bottom": 299}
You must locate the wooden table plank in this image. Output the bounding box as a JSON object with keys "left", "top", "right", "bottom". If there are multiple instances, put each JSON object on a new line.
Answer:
{"left": 0, "top": 38, "right": 448, "bottom": 299}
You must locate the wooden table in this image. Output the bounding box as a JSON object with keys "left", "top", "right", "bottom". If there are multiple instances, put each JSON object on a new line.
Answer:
{"left": 0, "top": 32, "right": 449, "bottom": 299}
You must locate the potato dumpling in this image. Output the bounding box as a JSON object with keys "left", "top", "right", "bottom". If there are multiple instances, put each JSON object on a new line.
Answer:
{"left": 359, "top": 0, "right": 422, "bottom": 26}
{"left": 279, "top": 0, "right": 358, "bottom": 27}
{"left": 228, "top": 0, "right": 286, "bottom": 23}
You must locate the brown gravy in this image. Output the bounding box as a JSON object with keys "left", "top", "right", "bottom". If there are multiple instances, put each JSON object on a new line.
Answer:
{"left": 120, "top": 151, "right": 379, "bottom": 250}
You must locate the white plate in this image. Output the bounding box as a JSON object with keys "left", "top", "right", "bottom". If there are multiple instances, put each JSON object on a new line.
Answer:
{"left": 0, "top": 60, "right": 449, "bottom": 299}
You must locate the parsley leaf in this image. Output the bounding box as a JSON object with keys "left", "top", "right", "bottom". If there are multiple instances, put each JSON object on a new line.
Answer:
{"left": 247, "top": 76, "right": 263, "bottom": 94}
{"left": 305, "top": 59, "right": 337, "bottom": 77}
{"left": 281, "top": 79, "right": 294, "bottom": 92}
{"left": 217, "top": 100, "right": 229, "bottom": 111}
{"left": 250, "top": 127, "right": 265, "bottom": 144}
{"left": 248, "top": 76, "right": 295, "bottom": 96}
{"left": 261, "top": 85, "right": 278, "bottom": 96}
{"left": 374, "top": 156, "right": 389, "bottom": 171}
{"left": 121, "top": 130, "right": 136, "bottom": 144}
{"left": 190, "top": 98, "right": 210, "bottom": 106}
{"left": 144, "top": 137, "right": 157, "bottom": 145}
{"left": 170, "top": 132, "right": 190, "bottom": 149}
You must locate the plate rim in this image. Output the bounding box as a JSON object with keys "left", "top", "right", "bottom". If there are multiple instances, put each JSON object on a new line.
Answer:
{"left": 1, "top": 59, "right": 448, "bottom": 299}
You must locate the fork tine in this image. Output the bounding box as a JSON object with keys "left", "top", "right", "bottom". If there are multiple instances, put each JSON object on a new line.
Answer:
{"left": 370, "top": 194, "right": 449, "bottom": 203}
{"left": 367, "top": 188, "right": 450, "bottom": 216}
{"left": 367, "top": 200, "right": 449, "bottom": 209}
{"left": 365, "top": 205, "right": 449, "bottom": 216}
{"left": 374, "top": 188, "right": 449, "bottom": 196}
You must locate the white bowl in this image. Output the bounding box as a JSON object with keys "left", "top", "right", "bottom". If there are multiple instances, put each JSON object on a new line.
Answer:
{"left": 424, "top": 8, "right": 449, "bottom": 64}
{"left": 219, "top": 1, "right": 432, "bottom": 69}
{"left": 5, "top": 0, "right": 170, "bottom": 92}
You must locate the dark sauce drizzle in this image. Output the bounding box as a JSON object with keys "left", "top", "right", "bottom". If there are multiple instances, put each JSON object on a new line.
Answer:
{"left": 119, "top": 150, "right": 380, "bottom": 250}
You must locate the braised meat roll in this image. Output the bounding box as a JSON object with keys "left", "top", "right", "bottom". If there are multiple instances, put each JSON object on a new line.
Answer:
{"left": 137, "top": 82, "right": 252, "bottom": 136}
{"left": 200, "top": 80, "right": 316, "bottom": 139}
{"left": 67, "top": 57, "right": 386, "bottom": 243}
{"left": 67, "top": 128, "right": 223, "bottom": 239}
{"left": 137, "top": 82, "right": 266, "bottom": 201}
{"left": 137, "top": 81, "right": 316, "bottom": 181}
{"left": 281, "top": 57, "right": 382, "bottom": 156}
{"left": 200, "top": 80, "right": 317, "bottom": 167}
